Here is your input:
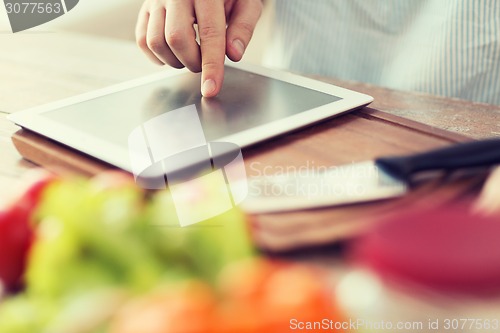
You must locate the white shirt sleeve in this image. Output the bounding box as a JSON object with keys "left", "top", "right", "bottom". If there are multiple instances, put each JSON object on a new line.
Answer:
{"left": 264, "top": 0, "right": 500, "bottom": 105}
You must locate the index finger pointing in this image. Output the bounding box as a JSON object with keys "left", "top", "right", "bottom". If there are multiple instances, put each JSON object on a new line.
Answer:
{"left": 194, "top": 0, "right": 226, "bottom": 97}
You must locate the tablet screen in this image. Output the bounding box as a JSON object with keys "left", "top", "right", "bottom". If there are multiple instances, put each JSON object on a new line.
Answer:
{"left": 42, "top": 66, "right": 341, "bottom": 147}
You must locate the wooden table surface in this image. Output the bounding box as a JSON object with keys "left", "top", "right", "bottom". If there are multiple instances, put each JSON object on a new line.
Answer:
{"left": 0, "top": 32, "right": 163, "bottom": 202}
{"left": 2, "top": 32, "right": 500, "bottom": 330}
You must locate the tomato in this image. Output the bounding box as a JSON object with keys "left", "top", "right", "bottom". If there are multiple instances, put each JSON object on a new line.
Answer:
{"left": 216, "top": 259, "right": 345, "bottom": 333}
{"left": 261, "top": 265, "right": 337, "bottom": 332}
{"left": 12, "top": 169, "right": 55, "bottom": 213}
{"left": 0, "top": 170, "right": 55, "bottom": 291}
{"left": 0, "top": 205, "right": 33, "bottom": 291}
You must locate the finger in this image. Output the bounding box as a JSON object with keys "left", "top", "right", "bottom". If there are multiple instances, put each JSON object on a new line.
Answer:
{"left": 194, "top": 0, "right": 226, "bottom": 97}
{"left": 226, "top": 0, "right": 263, "bottom": 62}
{"left": 165, "top": 0, "right": 202, "bottom": 72}
{"left": 136, "top": 9, "right": 164, "bottom": 65}
{"left": 147, "top": 6, "right": 184, "bottom": 68}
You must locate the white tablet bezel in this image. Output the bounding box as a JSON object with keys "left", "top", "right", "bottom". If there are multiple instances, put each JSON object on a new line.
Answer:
{"left": 8, "top": 62, "right": 373, "bottom": 172}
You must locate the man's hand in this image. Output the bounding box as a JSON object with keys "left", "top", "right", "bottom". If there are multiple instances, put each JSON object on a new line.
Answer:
{"left": 136, "top": 0, "right": 263, "bottom": 97}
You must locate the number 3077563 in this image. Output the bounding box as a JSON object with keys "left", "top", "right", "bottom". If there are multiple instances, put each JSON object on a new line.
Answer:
{"left": 5, "top": 2, "right": 62, "bottom": 14}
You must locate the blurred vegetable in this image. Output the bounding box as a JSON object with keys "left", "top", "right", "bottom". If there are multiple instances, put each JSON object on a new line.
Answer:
{"left": 0, "top": 207, "right": 33, "bottom": 292}
{"left": 0, "top": 171, "right": 342, "bottom": 332}
{"left": 0, "top": 170, "right": 256, "bottom": 331}
{"left": 110, "top": 281, "right": 215, "bottom": 333}
{"left": 215, "top": 259, "right": 343, "bottom": 333}
{"left": 111, "top": 258, "right": 345, "bottom": 333}
{"left": 0, "top": 170, "right": 55, "bottom": 291}
{"left": 0, "top": 295, "right": 56, "bottom": 333}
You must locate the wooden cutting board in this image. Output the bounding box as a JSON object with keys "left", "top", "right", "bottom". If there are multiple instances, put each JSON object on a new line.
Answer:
{"left": 11, "top": 107, "right": 485, "bottom": 252}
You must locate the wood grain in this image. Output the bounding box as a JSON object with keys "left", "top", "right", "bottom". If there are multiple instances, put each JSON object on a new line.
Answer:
{"left": 0, "top": 32, "right": 162, "bottom": 113}
{"left": 318, "top": 76, "right": 500, "bottom": 140}
{"left": 11, "top": 129, "right": 113, "bottom": 177}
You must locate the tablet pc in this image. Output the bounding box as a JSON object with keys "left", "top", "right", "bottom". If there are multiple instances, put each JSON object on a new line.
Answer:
{"left": 8, "top": 62, "right": 373, "bottom": 177}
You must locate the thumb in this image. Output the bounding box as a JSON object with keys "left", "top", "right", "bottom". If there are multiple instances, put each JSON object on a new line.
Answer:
{"left": 226, "top": 0, "right": 263, "bottom": 62}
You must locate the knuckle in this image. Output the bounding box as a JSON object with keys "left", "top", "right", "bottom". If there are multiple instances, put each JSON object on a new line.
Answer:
{"left": 202, "top": 59, "right": 221, "bottom": 73}
{"left": 136, "top": 35, "right": 148, "bottom": 50}
{"left": 165, "top": 30, "right": 187, "bottom": 49}
{"left": 198, "top": 25, "right": 223, "bottom": 41}
{"left": 147, "top": 36, "right": 166, "bottom": 53}
{"left": 234, "top": 21, "right": 255, "bottom": 38}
